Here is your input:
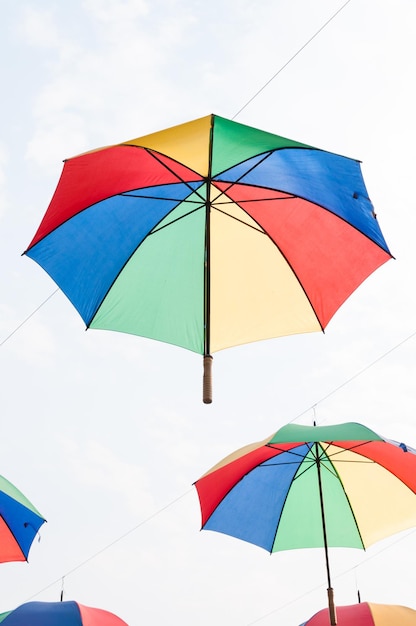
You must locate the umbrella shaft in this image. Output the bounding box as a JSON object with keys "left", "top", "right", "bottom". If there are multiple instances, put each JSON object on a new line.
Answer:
{"left": 315, "top": 443, "right": 332, "bottom": 589}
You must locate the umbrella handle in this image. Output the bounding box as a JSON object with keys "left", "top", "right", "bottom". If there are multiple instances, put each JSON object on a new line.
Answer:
{"left": 327, "top": 587, "right": 337, "bottom": 625}
{"left": 203, "top": 355, "right": 213, "bottom": 404}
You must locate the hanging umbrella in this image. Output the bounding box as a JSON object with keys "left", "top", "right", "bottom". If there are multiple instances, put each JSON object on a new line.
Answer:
{"left": 24, "top": 115, "right": 392, "bottom": 402}
{"left": 300, "top": 602, "right": 416, "bottom": 625}
{"left": 0, "top": 473, "right": 45, "bottom": 563}
{"left": 194, "top": 422, "right": 416, "bottom": 625}
{"left": 0, "top": 601, "right": 128, "bottom": 625}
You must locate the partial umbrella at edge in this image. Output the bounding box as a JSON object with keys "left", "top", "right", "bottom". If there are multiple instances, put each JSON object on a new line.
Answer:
{"left": 194, "top": 422, "right": 416, "bottom": 625}
{"left": 24, "top": 115, "right": 392, "bottom": 402}
{"left": 300, "top": 602, "right": 416, "bottom": 625}
{"left": 0, "top": 473, "right": 45, "bottom": 563}
{"left": 0, "top": 601, "right": 128, "bottom": 625}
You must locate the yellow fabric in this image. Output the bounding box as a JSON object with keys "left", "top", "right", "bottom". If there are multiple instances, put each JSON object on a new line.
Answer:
{"left": 198, "top": 436, "right": 273, "bottom": 478}
{"left": 209, "top": 197, "right": 321, "bottom": 352}
{"left": 328, "top": 445, "right": 416, "bottom": 546}
{"left": 122, "top": 115, "right": 212, "bottom": 175}
{"left": 369, "top": 603, "right": 416, "bottom": 625}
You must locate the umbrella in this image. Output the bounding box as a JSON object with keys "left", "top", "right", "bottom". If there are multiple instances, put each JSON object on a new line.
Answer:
{"left": 0, "top": 601, "right": 128, "bottom": 625}
{"left": 194, "top": 422, "right": 416, "bottom": 625}
{"left": 24, "top": 115, "right": 392, "bottom": 403}
{"left": 0, "top": 473, "right": 45, "bottom": 563}
{"left": 300, "top": 602, "right": 416, "bottom": 625}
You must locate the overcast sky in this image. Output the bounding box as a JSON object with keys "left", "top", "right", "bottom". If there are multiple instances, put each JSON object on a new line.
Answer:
{"left": 1, "top": 1, "right": 416, "bottom": 624}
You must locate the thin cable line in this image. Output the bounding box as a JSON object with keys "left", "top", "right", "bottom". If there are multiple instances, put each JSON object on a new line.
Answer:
{"left": 24, "top": 488, "right": 193, "bottom": 602}
{"left": 288, "top": 328, "right": 416, "bottom": 425}
{"left": 232, "top": 0, "right": 352, "bottom": 120}
{"left": 0, "top": 289, "right": 59, "bottom": 347}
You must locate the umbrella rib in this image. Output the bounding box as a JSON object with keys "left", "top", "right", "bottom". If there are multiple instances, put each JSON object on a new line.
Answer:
{"left": 135, "top": 146, "right": 207, "bottom": 201}
{"left": 319, "top": 446, "right": 366, "bottom": 550}
{"left": 320, "top": 440, "right": 377, "bottom": 461}
{"left": 212, "top": 185, "right": 326, "bottom": 333}
{"left": 211, "top": 206, "right": 266, "bottom": 234}
{"left": 120, "top": 191, "right": 204, "bottom": 203}
{"left": 149, "top": 204, "right": 205, "bottom": 234}
{"left": 0, "top": 514, "right": 29, "bottom": 561}
{"left": 86, "top": 196, "right": 203, "bottom": 328}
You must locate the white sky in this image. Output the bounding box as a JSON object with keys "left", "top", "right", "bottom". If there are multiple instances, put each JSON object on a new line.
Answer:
{"left": 1, "top": 0, "right": 416, "bottom": 624}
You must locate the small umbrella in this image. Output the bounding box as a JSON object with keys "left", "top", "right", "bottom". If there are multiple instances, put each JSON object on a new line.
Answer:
{"left": 0, "top": 601, "right": 128, "bottom": 625}
{"left": 300, "top": 602, "right": 416, "bottom": 625}
{"left": 0, "top": 473, "right": 45, "bottom": 563}
{"left": 24, "top": 115, "right": 392, "bottom": 403}
{"left": 194, "top": 422, "right": 416, "bottom": 625}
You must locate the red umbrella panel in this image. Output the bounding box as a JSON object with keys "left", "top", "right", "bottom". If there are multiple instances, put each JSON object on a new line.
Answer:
{"left": 25, "top": 115, "right": 392, "bottom": 402}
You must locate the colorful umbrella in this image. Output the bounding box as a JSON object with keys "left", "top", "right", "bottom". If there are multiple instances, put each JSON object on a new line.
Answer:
{"left": 194, "top": 422, "right": 416, "bottom": 624}
{"left": 24, "top": 115, "right": 392, "bottom": 402}
{"left": 0, "top": 473, "right": 45, "bottom": 563}
{"left": 0, "top": 601, "right": 128, "bottom": 625}
{"left": 300, "top": 602, "right": 416, "bottom": 625}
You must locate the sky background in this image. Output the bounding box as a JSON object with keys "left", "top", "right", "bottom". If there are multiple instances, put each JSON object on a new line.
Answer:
{"left": 1, "top": 0, "right": 416, "bottom": 624}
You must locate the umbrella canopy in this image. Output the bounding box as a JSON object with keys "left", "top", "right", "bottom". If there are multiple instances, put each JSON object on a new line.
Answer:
{"left": 24, "top": 114, "right": 392, "bottom": 402}
{"left": 194, "top": 422, "right": 416, "bottom": 624}
{"left": 0, "top": 473, "right": 45, "bottom": 563}
{"left": 300, "top": 602, "right": 416, "bottom": 625}
{"left": 0, "top": 601, "right": 128, "bottom": 625}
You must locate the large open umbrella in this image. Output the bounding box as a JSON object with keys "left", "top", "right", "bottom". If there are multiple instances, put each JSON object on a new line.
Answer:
{"left": 194, "top": 422, "right": 416, "bottom": 624}
{"left": 24, "top": 115, "right": 392, "bottom": 402}
{"left": 0, "top": 601, "right": 128, "bottom": 625}
{"left": 0, "top": 473, "right": 45, "bottom": 563}
{"left": 300, "top": 602, "right": 416, "bottom": 625}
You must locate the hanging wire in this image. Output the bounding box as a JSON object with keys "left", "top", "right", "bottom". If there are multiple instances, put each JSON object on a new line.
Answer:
{"left": 24, "top": 489, "right": 193, "bottom": 603}
{"left": 354, "top": 568, "right": 361, "bottom": 603}
{"left": 287, "top": 328, "right": 416, "bottom": 425}
{"left": 0, "top": 289, "right": 59, "bottom": 347}
{"left": 232, "top": 0, "right": 353, "bottom": 120}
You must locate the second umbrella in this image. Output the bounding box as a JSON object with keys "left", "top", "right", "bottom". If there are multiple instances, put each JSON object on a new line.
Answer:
{"left": 194, "top": 422, "right": 416, "bottom": 624}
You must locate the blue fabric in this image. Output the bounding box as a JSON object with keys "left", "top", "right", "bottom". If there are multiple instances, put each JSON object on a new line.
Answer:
{"left": 26, "top": 182, "right": 203, "bottom": 325}
{"left": 0, "top": 492, "right": 44, "bottom": 559}
{"left": 203, "top": 445, "right": 308, "bottom": 551}
{"left": 214, "top": 148, "right": 390, "bottom": 253}
{"left": 0, "top": 602, "right": 82, "bottom": 625}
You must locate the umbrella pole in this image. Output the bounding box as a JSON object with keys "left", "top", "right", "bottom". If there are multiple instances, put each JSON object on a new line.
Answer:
{"left": 202, "top": 117, "right": 214, "bottom": 405}
{"left": 203, "top": 355, "right": 213, "bottom": 404}
{"left": 315, "top": 443, "right": 337, "bottom": 626}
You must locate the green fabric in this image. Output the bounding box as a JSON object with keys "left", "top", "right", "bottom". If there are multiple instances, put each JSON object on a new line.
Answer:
{"left": 0, "top": 475, "right": 42, "bottom": 515}
{"left": 91, "top": 200, "right": 205, "bottom": 353}
{"left": 0, "top": 611, "right": 12, "bottom": 622}
{"left": 211, "top": 115, "right": 312, "bottom": 176}
{"left": 272, "top": 446, "right": 364, "bottom": 551}
{"left": 269, "top": 422, "right": 382, "bottom": 445}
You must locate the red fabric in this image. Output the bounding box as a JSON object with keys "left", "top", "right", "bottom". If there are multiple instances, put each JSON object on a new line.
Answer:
{"left": 338, "top": 440, "right": 416, "bottom": 493}
{"left": 0, "top": 517, "right": 25, "bottom": 563}
{"left": 28, "top": 146, "right": 202, "bottom": 249}
{"left": 214, "top": 182, "right": 390, "bottom": 328}
{"left": 77, "top": 603, "right": 128, "bottom": 626}
{"left": 305, "top": 603, "right": 373, "bottom": 625}
{"left": 195, "top": 442, "right": 297, "bottom": 525}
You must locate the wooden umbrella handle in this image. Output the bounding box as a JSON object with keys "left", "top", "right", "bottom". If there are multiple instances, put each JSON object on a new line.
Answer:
{"left": 328, "top": 587, "right": 337, "bottom": 625}
{"left": 203, "top": 355, "right": 213, "bottom": 404}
